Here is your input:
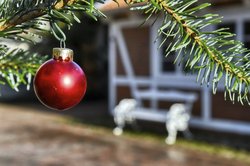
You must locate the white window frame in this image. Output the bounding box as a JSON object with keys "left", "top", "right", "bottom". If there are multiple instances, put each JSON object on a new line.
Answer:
{"left": 152, "top": 18, "right": 197, "bottom": 86}
{"left": 149, "top": 6, "right": 250, "bottom": 134}
{"left": 153, "top": 6, "right": 250, "bottom": 90}
{"left": 210, "top": 6, "right": 250, "bottom": 91}
{"left": 108, "top": 6, "right": 250, "bottom": 135}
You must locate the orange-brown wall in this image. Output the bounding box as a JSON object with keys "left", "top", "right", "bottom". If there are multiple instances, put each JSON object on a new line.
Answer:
{"left": 116, "top": 26, "right": 150, "bottom": 76}
{"left": 115, "top": 24, "right": 250, "bottom": 120}
{"left": 212, "top": 92, "right": 250, "bottom": 122}
{"left": 115, "top": 26, "right": 202, "bottom": 117}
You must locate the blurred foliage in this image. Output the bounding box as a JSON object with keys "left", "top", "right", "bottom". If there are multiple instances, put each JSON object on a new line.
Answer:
{"left": 0, "top": 0, "right": 105, "bottom": 92}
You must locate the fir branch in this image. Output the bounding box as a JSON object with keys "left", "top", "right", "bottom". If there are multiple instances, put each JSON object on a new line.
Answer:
{"left": 0, "top": 0, "right": 105, "bottom": 92}
{"left": 131, "top": 0, "right": 250, "bottom": 104}
{"left": 158, "top": 0, "right": 250, "bottom": 82}
{"left": 0, "top": 0, "right": 75, "bottom": 31}
{"left": 0, "top": 0, "right": 105, "bottom": 42}
{"left": 0, "top": 45, "right": 47, "bottom": 91}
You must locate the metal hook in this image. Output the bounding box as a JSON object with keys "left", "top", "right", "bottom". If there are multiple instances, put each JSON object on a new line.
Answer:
{"left": 60, "top": 39, "right": 66, "bottom": 48}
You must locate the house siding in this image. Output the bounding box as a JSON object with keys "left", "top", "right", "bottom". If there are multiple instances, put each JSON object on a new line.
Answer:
{"left": 116, "top": 26, "right": 150, "bottom": 76}
{"left": 107, "top": 2, "right": 250, "bottom": 135}
{"left": 115, "top": 26, "right": 250, "bottom": 121}
{"left": 212, "top": 93, "right": 250, "bottom": 122}
{"left": 115, "top": 25, "right": 203, "bottom": 117}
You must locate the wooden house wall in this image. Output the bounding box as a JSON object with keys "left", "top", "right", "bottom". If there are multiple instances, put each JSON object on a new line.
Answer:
{"left": 115, "top": 25, "right": 203, "bottom": 118}
{"left": 212, "top": 93, "right": 250, "bottom": 122}
{"left": 116, "top": 26, "right": 150, "bottom": 76}
{"left": 116, "top": 26, "right": 151, "bottom": 108}
{"left": 114, "top": 24, "right": 250, "bottom": 122}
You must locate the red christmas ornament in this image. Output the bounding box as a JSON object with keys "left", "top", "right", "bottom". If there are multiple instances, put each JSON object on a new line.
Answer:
{"left": 33, "top": 48, "right": 87, "bottom": 110}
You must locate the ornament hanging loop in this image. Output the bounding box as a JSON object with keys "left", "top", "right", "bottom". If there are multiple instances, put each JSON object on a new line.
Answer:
{"left": 60, "top": 39, "right": 66, "bottom": 48}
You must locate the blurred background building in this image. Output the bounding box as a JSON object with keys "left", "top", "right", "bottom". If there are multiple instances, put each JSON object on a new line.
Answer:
{"left": 101, "top": 0, "right": 250, "bottom": 135}
{"left": 1, "top": 1, "right": 250, "bottom": 165}
{"left": 0, "top": 0, "right": 250, "bottom": 136}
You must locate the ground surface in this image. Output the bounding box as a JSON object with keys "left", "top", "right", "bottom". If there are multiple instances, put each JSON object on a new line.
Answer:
{"left": 0, "top": 102, "right": 249, "bottom": 166}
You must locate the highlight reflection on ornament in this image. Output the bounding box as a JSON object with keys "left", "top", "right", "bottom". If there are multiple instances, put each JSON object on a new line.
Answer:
{"left": 62, "top": 75, "right": 73, "bottom": 88}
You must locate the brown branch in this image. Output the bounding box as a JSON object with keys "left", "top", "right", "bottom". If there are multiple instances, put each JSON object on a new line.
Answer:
{"left": 0, "top": 0, "right": 77, "bottom": 32}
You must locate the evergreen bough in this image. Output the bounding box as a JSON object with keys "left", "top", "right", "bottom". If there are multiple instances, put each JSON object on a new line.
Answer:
{"left": 0, "top": 0, "right": 249, "bottom": 105}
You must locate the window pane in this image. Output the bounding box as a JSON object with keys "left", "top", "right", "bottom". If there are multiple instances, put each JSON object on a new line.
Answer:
{"left": 244, "top": 21, "right": 250, "bottom": 35}
{"left": 216, "top": 22, "right": 236, "bottom": 44}
{"left": 162, "top": 53, "right": 175, "bottom": 72}
{"left": 161, "top": 35, "right": 176, "bottom": 72}
{"left": 244, "top": 21, "right": 250, "bottom": 42}
{"left": 244, "top": 42, "right": 250, "bottom": 49}
{"left": 217, "top": 22, "right": 236, "bottom": 34}
{"left": 216, "top": 22, "right": 236, "bottom": 55}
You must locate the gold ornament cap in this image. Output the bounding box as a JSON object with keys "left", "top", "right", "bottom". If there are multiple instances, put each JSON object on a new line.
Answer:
{"left": 53, "top": 48, "right": 73, "bottom": 61}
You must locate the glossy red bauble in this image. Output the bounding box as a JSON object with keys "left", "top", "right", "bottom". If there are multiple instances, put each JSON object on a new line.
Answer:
{"left": 33, "top": 48, "right": 87, "bottom": 110}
